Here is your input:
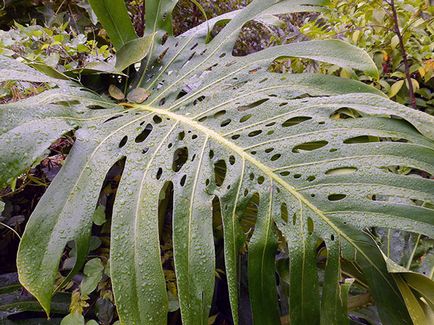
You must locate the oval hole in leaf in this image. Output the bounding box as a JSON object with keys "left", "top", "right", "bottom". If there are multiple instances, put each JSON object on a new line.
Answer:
{"left": 119, "top": 136, "right": 128, "bottom": 148}
{"left": 282, "top": 116, "right": 312, "bottom": 127}
{"left": 281, "top": 203, "right": 288, "bottom": 223}
{"left": 135, "top": 124, "right": 153, "bottom": 143}
{"left": 237, "top": 98, "right": 269, "bottom": 112}
{"left": 325, "top": 167, "right": 358, "bottom": 176}
{"left": 307, "top": 217, "right": 314, "bottom": 235}
{"left": 292, "top": 141, "right": 328, "bottom": 153}
{"left": 343, "top": 135, "right": 380, "bottom": 144}
{"left": 327, "top": 194, "right": 347, "bottom": 201}
{"left": 172, "top": 147, "right": 189, "bottom": 172}
{"left": 214, "top": 160, "right": 227, "bottom": 187}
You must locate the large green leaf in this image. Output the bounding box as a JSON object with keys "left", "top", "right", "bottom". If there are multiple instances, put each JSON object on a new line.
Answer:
{"left": 1, "top": 1, "right": 433, "bottom": 324}
{"left": 88, "top": 0, "right": 137, "bottom": 49}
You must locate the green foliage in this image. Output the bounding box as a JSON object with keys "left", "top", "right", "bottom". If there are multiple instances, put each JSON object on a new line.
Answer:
{"left": 0, "top": 21, "right": 112, "bottom": 71}
{"left": 301, "top": 0, "right": 434, "bottom": 112}
{"left": 0, "top": 1, "right": 433, "bottom": 324}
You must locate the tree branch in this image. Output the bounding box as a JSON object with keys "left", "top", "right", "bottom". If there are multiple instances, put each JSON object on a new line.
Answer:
{"left": 387, "top": 0, "right": 417, "bottom": 109}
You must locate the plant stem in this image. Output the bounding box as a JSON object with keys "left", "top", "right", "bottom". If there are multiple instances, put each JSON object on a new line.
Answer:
{"left": 406, "top": 233, "right": 421, "bottom": 270}
{"left": 386, "top": 0, "right": 417, "bottom": 109}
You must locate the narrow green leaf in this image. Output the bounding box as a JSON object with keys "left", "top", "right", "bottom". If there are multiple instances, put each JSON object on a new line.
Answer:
{"left": 394, "top": 274, "right": 430, "bottom": 325}
{"left": 286, "top": 220, "right": 320, "bottom": 324}
{"left": 28, "top": 63, "right": 71, "bottom": 80}
{"left": 172, "top": 138, "right": 216, "bottom": 324}
{"left": 404, "top": 273, "right": 434, "bottom": 309}
{"left": 115, "top": 34, "right": 155, "bottom": 72}
{"left": 220, "top": 166, "right": 247, "bottom": 325}
{"left": 248, "top": 187, "right": 280, "bottom": 325}
{"left": 145, "top": 0, "right": 179, "bottom": 36}
{"left": 88, "top": 0, "right": 137, "bottom": 49}
{"left": 247, "top": 40, "right": 379, "bottom": 78}
{"left": 321, "top": 240, "right": 349, "bottom": 325}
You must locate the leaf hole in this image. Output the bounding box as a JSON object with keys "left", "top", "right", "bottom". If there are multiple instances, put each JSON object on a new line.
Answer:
{"left": 292, "top": 141, "right": 328, "bottom": 153}
{"left": 153, "top": 115, "right": 163, "bottom": 124}
{"left": 239, "top": 114, "right": 252, "bottom": 123}
{"left": 327, "top": 194, "right": 346, "bottom": 201}
{"left": 135, "top": 124, "right": 153, "bottom": 143}
{"left": 325, "top": 167, "right": 358, "bottom": 176}
{"left": 237, "top": 98, "right": 269, "bottom": 112}
{"left": 172, "top": 147, "right": 188, "bottom": 172}
{"left": 307, "top": 217, "right": 314, "bottom": 235}
{"left": 281, "top": 203, "right": 288, "bottom": 223}
{"left": 214, "top": 110, "right": 226, "bottom": 118}
{"left": 221, "top": 119, "right": 231, "bottom": 127}
{"left": 248, "top": 130, "right": 262, "bottom": 137}
{"left": 214, "top": 160, "right": 227, "bottom": 187}
{"left": 156, "top": 168, "right": 163, "bottom": 180}
{"left": 282, "top": 116, "right": 312, "bottom": 127}
{"left": 118, "top": 136, "right": 128, "bottom": 148}
{"left": 193, "top": 96, "right": 206, "bottom": 105}
{"left": 271, "top": 154, "right": 281, "bottom": 161}
{"left": 103, "top": 114, "right": 124, "bottom": 124}
{"left": 180, "top": 175, "right": 187, "bottom": 186}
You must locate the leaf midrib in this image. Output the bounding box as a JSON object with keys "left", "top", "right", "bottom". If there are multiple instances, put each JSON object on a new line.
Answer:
{"left": 135, "top": 103, "right": 400, "bottom": 296}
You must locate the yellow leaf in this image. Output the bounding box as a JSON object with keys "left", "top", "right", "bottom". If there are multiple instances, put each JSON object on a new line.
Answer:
{"left": 388, "top": 80, "right": 404, "bottom": 98}
{"left": 391, "top": 35, "right": 400, "bottom": 49}
{"left": 352, "top": 30, "right": 361, "bottom": 43}
{"left": 418, "top": 67, "right": 426, "bottom": 77}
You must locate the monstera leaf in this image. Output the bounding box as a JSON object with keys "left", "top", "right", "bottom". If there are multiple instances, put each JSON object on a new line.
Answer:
{"left": 0, "top": 0, "right": 433, "bottom": 324}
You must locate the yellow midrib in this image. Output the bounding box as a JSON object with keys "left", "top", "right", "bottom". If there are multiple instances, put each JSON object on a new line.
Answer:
{"left": 135, "top": 103, "right": 397, "bottom": 292}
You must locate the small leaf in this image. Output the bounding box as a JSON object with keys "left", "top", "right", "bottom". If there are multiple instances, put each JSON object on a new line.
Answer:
{"left": 61, "top": 312, "right": 85, "bottom": 325}
{"left": 391, "top": 35, "right": 400, "bottom": 49}
{"left": 127, "top": 88, "right": 151, "bottom": 103}
{"left": 389, "top": 80, "right": 404, "bottom": 98}
{"left": 92, "top": 206, "right": 106, "bottom": 226}
{"left": 86, "top": 320, "right": 99, "bottom": 325}
{"left": 80, "top": 258, "right": 104, "bottom": 296}
{"left": 352, "top": 30, "right": 361, "bottom": 43}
